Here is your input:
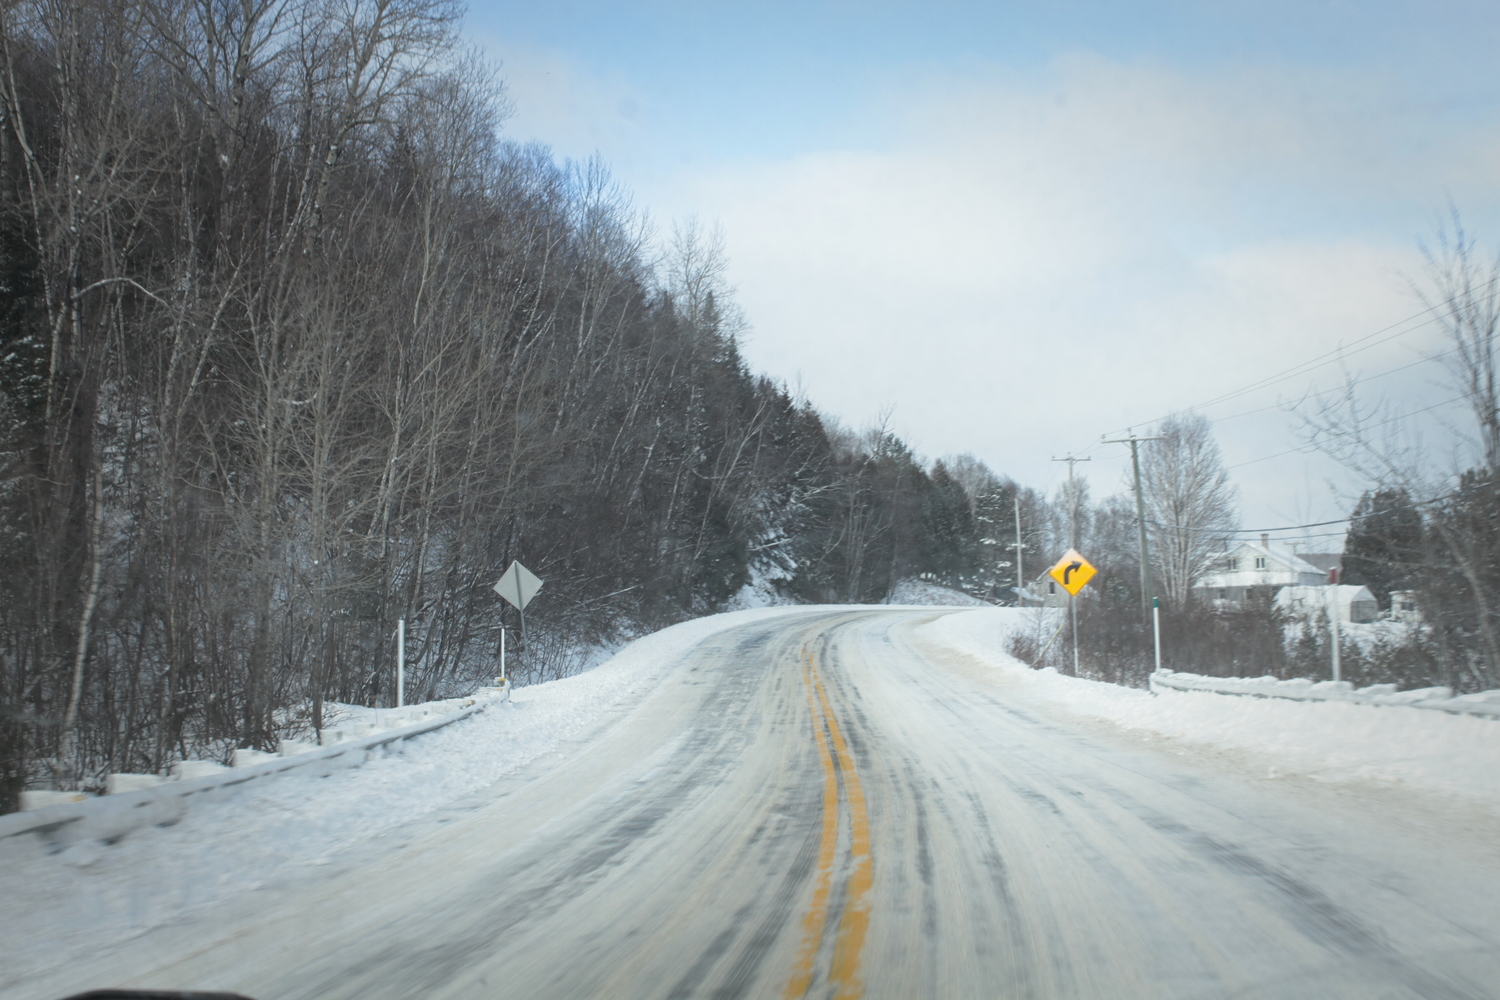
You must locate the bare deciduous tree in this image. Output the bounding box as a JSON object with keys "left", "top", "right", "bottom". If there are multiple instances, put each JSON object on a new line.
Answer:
{"left": 1141, "top": 412, "right": 1239, "bottom": 607}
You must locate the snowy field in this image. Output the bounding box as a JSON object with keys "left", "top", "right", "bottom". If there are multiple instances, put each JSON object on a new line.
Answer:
{"left": 920, "top": 607, "right": 1500, "bottom": 812}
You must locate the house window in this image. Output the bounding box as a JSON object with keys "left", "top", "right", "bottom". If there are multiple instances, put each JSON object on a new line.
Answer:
{"left": 1227, "top": 558, "right": 1239, "bottom": 570}
{"left": 1218, "top": 589, "right": 1228, "bottom": 600}
{"left": 1254, "top": 556, "right": 1267, "bottom": 570}
{"left": 1048, "top": 581, "right": 1056, "bottom": 594}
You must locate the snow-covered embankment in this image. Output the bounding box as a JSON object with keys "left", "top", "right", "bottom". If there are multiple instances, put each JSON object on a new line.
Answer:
{"left": 0, "top": 606, "right": 829, "bottom": 994}
{"left": 918, "top": 608, "right": 1500, "bottom": 811}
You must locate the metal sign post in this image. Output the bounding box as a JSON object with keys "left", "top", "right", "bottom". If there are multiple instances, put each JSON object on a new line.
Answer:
{"left": 396, "top": 618, "right": 405, "bottom": 709}
{"left": 1048, "top": 549, "right": 1097, "bottom": 676}
{"left": 1321, "top": 589, "right": 1343, "bottom": 683}
{"left": 1071, "top": 595, "right": 1080, "bottom": 676}
{"left": 1331, "top": 615, "right": 1342, "bottom": 683}
{"left": 493, "top": 560, "right": 544, "bottom": 668}
{"left": 1152, "top": 596, "right": 1162, "bottom": 673}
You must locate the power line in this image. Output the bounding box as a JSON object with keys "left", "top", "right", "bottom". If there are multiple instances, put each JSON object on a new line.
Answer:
{"left": 1093, "top": 309, "right": 1444, "bottom": 449}
{"left": 1091, "top": 271, "right": 1500, "bottom": 455}
{"left": 1223, "top": 444, "right": 1316, "bottom": 471}
{"left": 1222, "top": 393, "right": 1467, "bottom": 471}
{"left": 1055, "top": 285, "right": 1494, "bottom": 522}
{"left": 1208, "top": 348, "right": 1457, "bottom": 425}
{"left": 1146, "top": 478, "right": 1492, "bottom": 537}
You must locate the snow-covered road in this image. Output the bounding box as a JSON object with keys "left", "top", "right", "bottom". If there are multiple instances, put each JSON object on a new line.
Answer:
{"left": 12, "top": 608, "right": 1500, "bottom": 999}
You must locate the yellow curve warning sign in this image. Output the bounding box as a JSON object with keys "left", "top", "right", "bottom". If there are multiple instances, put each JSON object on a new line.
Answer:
{"left": 1048, "top": 548, "right": 1096, "bottom": 596}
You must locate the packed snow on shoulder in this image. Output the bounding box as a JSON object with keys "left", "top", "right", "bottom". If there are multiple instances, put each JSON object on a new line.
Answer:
{"left": 918, "top": 608, "right": 1500, "bottom": 811}
{"left": 0, "top": 605, "right": 824, "bottom": 990}
{"left": 884, "top": 576, "right": 993, "bottom": 607}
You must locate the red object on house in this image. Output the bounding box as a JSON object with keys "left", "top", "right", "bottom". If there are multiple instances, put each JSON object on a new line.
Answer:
{"left": 1329, "top": 568, "right": 1339, "bottom": 584}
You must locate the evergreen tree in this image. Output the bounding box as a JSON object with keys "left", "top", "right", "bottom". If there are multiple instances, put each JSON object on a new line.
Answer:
{"left": 1342, "top": 488, "right": 1423, "bottom": 609}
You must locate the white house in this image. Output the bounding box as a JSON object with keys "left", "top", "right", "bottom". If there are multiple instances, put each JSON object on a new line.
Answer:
{"left": 1195, "top": 535, "right": 1330, "bottom": 605}
{"left": 1275, "top": 584, "right": 1379, "bottom": 624}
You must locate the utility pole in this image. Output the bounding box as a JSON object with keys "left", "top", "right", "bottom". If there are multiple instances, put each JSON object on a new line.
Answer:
{"left": 1051, "top": 455, "right": 1091, "bottom": 551}
{"left": 1101, "top": 432, "right": 1164, "bottom": 620}
{"left": 1051, "top": 455, "right": 1090, "bottom": 676}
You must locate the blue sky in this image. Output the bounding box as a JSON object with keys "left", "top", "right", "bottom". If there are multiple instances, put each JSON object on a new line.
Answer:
{"left": 466, "top": 0, "right": 1500, "bottom": 538}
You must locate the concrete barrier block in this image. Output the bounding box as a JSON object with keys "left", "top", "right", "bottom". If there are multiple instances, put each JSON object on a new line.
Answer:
{"left": 106, "top": 773, "right": 165, "bottom": 794}
{"left": 1451, "top": 691, "right": 1500, "bottom": 704}
{"left": 279, "top": 739, "right": 318, "bottom": 756}
{"left": 1372, "top": 686, "right": 1453, "bottom": 705}
{"left": 69, "top": 788, "right": 189, "bottom": 847}
{"left": 170, "top": 760, "right": 228, "bottom": 780}
{"left": 476, "top": 686, "right": 508, "bottom": 698}
{"left": 231, "top": 748, "right": 277, "bottom": 768}
{"left": 19, "top": 790, "right": 91, "bottom": 811}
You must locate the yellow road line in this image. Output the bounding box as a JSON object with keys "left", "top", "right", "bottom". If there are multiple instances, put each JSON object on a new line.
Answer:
{"left": 784, "top": 647, "right": 871, "bottom": 1000}
{"left": 814, "top": 667, "right": 872, "bottom": 1000}
{"left": 784, "top": 650, "right": 840, "bottom": 999}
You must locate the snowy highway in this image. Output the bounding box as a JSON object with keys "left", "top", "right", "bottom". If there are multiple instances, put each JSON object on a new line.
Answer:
{"left": 17, "top": 608, "right": 1500, "bottom": 1000}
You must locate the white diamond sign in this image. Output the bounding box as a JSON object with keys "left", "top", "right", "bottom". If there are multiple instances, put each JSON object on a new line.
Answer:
{"left": 493, "top": 560, "right": 543, "bottom": 611}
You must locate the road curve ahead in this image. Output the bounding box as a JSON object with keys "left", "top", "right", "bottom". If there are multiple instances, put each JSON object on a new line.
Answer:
{"left": 51, "top": 609, "right": 1500, "bottom": 1000}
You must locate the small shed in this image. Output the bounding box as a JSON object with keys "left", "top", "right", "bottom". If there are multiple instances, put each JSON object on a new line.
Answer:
{"left": 1388, "top": 589, "right": 1422, "bottom": 624}
{"left": 1024, "top": 571, "right": 1071, "bottom": 608}
{"left": 1274, "top": 584, "right": 1379, "bottom": 624}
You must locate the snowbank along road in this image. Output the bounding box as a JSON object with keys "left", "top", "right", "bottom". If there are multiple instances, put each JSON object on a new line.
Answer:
{"left": 12, "top": 608, "right": 1500, "bottom": 1000}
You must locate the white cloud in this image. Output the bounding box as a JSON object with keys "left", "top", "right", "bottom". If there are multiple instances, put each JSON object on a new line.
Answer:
{"left": 475, "top": 39, "right": 1495, "bottom": 527}
{"left": 658, "top": 53, "right": 1487, "bottom": 524}
{"left": 475, "top": 38, "right": 652, "bottom": 164}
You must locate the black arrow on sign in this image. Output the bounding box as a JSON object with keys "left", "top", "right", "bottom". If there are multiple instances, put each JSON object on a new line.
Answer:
{"left": 1063, "top": 561, "right": 1082, "bottom": 585}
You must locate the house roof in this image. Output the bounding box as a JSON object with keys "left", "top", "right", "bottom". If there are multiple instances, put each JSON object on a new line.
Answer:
{"left": 1221, "top": 539, "right": 1323, "bottom": 577}
{"left": 1298, "top": 552, "right": 1342, "bottom": 574}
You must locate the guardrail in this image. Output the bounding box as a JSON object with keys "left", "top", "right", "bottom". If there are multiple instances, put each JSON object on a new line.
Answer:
{"left": 1149, "top": 670, "right": 1500, "bottom": 719}
{"left": 1, "top": 685, "right": 510, "bottom": 855}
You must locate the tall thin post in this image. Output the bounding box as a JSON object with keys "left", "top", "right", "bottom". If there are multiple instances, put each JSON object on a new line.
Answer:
{"left": 1051, "top": 454, "right": 1091, "bottom": 551}
{"left": 396, "top": 618, "right": 405, "bottom": 708}
{"left": 1102, "top": 432, "right": 1164, "bottom": 621}
{"left": 1129, "top": 439, "right": 1150, "bottom": 618}
{"left": 1330, "top": 614, "right": 1342, "bottom": 683}
{"left": 1152, "top": 596, "right": 1162, "bottom": 673}
{"left": 1014, "top": 491, "right": 1024, "bottom": 604}
{"left": 1052, "top": 455, "right": 1089, "bottom": 676}
{"left": 500, "top": 627, "right": 507, "bottom": 683}
{"left": 1070, "top": 594, "right": 1080, "bottom": 676}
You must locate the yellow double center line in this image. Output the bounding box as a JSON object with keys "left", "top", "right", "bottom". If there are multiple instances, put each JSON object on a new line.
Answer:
{"left": 784, "top": 647, "right": 873, "bottom": 1000}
